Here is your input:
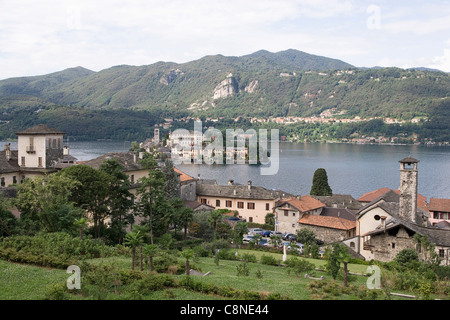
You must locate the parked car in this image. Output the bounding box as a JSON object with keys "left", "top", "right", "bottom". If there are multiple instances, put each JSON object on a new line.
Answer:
{"left": 282, "top": 233, "right": 297, "bottom": 241}
{"left": 269, "top": 231, "right": 283, "bottom": 238}
{"left": 248, "top": 228, "right": 264, "bottom": 235}
{"left": 261, "top": 230, "right": 272, "bottom": 237}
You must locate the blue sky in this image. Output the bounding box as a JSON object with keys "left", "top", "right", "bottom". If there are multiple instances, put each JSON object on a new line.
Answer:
{"left": 0, "top": 0, "right": 449, "bottom": 80}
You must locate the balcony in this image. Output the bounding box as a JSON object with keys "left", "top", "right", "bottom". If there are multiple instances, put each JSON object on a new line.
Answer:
{"left": 26, "top": 145, "right": 36, "bottom": 153}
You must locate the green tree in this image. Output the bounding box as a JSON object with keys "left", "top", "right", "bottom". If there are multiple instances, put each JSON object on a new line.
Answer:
{"left": 99, "top": 158, "right": 133, "bottom": 244}
{"left": 124, "top": 230, "right": 144, "bottom": 270}
{"left": 231, "top": 221, "right": 248, "bottom": 248}
{"left": 15, "top": 174, "right": 82, "bottom": 234}
{"left": 143, "top": 244, "right": 159, "bottom": 272}
{"left": 180, "top": 248, "right": 194, "bottom": 276}
{"left": 0, "top": 196, "right": 17, "bottom": 237}
{"left": 296, "top": 228, "right": 316, "bottom": 245}
{"left": 310, "top": 168, "right": 333, "bottom": 196}
{"left": 60, "top": 165, "right": 112, "bottom": 238}
{"left": 135, "top": 153, "right": 167, "bottom": 244}
{"left": 208, "top": 210, "right": 223, "bottom": 242}
{"left": 162, "top": 159, "right": 180, "bottom": 200}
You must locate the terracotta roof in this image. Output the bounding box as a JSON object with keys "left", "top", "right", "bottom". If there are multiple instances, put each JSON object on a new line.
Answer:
{"left": 16, "top": 124, "right": 66, "bottom": 135}
{"left": 357, "top": 187, "right": 391, "bottom": 202}
{"left": 298, "top": 214, "right": 356, "bottom": 230}
{"left": 277, "top": 195, "right": 326, "bottom": 213}
{"left": 428, "top": 198, "right": 450, "bottom": 213}
{"left": 358, "top": 187, "right": 428, "bottom": 211}
{"left": 174, "top": 168, "right": 195, "bottom": 182}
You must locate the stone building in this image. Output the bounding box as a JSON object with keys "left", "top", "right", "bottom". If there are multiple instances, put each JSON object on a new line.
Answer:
{"left": 357, "top": 157, "right": 450, "bottom": 265}
{"left": 274, "top": 196, "right": 358, "bottom": 244}
{"left": 0, "top": 124, "right": 74, "bottom": 188}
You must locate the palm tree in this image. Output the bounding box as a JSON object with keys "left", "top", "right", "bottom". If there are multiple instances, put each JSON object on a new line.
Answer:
{"left": 180, "top": 248, "right": 194, "bottom": 276}
{"left": 143, "top": 244, "right": 159, "bottom": 272}
{"left": 208, "top": 210, "right": 223, "bottom": 242}
{"left": 73, "top": 217, "right": 87, "bottom": 240}
{"left": 124, "top": 230, "right": 144, "bottom": 270}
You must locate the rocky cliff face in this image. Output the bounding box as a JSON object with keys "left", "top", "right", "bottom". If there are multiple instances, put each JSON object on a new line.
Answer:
{"left": 159, "top": 69, "right": 184, "bottom": 85}
{"left": 213, "top": 73, "right": 238, "bottom": 99}
{"left": 244, "top": 80, "right": 258, "bottom": 93}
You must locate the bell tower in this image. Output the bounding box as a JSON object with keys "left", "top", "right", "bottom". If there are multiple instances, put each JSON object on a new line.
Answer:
{"left": 398, "top": 156, "right": 419, "bottom": 223}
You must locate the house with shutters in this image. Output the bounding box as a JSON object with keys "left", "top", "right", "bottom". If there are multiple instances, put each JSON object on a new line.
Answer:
{"left": 0, "top": 124, "right": 74, "bottom": 188}
{"left": 196, "top": 179, "right": 291, "bottom": 224}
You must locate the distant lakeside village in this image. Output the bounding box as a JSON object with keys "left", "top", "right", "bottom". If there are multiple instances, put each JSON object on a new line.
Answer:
{"left": 1, "top": 124, "right": 450, "bottom": 266}
{"left": 154, "top": 110, "right": 449, "bottom": 146}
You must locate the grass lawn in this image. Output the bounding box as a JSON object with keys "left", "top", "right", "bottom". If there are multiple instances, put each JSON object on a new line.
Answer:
{"left": 0, "top": 249, "right": 415, "bottom": 300}
{"left": 0, "top": 259, "right": 68, "bottom": 300}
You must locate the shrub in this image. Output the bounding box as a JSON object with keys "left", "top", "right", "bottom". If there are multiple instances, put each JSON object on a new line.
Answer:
{"left": 395, "top": 248, "right": 419, "bottom": 266}
{"left": 236, "top": 262, "right": 250, "bottom": 276}
{"left": 260, "top": 254, "right": 280, "bottom": 266}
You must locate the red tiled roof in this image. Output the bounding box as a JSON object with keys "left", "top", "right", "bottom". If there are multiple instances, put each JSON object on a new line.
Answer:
{"left": 428, "top": 198, "right": 450, "bottom": 213}
{"left": 298, "top": 214, "right": 356, "bottom": 230}
{"left": 357, "top": 187, "right": 391, "bottom": 202}
{"left": 279, "top": 195, "right": 325, "bottom": 213}
{"left": 358, "top": 187, "right": 428, "bottom": 212}
{"left": 174, "top": 168, "right": 195, "bottom": 182}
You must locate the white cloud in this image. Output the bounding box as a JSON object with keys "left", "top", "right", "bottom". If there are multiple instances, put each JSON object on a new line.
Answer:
{"left": 1, "top": 0, "right": 449, "bottom": 79}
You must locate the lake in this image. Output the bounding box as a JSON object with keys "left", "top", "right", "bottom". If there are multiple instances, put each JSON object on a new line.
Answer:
{"left": 1, "top": 140, "right": 449, "bottom": 200}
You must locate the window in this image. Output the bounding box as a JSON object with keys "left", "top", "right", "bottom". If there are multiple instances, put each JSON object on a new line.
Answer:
{"left": 0, "top": 177, "right": 4, "bottom": 187}
{"left": 237, "top": 202, "right": 244, "bottom": 209}
{"left": 52, "top": 139, "right": 57, "bottom": 148}
{"left": 21, "top": 157, "right": 25, "bottom": 166}
{"left": 439, "top": 249, "right": 445, "bottom": 258}
{"left": 38, "top": 157, "right": 43, "bottom": 167}
{"left": 216, "top": 200, "right": 221, "bottom": 207}
{"left": 266, "top": 203, "right": 270, "bottom": 211}
{"left": 201, "top": 198, "right": 207, "bottom": 204}
{"left": 284, "top": 210, "right": 289, "bottom": 216}
{"left": 247, "top": 202, "right": 255, "bottom": 210}
{"left": 391, "top": 243, "right": 396, "bottom": 249}
{"left": 13, "top": 176, "right": 17, "bottom": 184}
{"left": 130, "top": 174, "right": 134, "bottom": 184}
{"left": 249, "top": 217, "right": 253, "bottom": 223}
{"left": 374, "top": 215, "right": 381, "bottom": 221}
{"left": 226, "top": 200, "right": 232, "bottom": 208}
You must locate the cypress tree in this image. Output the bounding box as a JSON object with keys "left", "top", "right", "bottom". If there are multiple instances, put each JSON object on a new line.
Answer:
{"left": 310, "top": 168, "right": 333, "bottom": 196}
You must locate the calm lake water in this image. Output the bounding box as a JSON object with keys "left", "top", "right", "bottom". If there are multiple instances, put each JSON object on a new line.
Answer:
{"left": 1, "top": 140, "right": 449, "bottom": 200}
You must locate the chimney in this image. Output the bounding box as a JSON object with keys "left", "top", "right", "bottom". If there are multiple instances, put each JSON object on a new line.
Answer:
{"left": 247, "top": 180, "right": 252, "bottom": 190}
{"left": 133, "top": 153, "right": 137, "bottom": 163}
{"left": 228, "top": 180, "right": 234, "bottom": 185}
{"left": 63, "top": 146, "right": 70, "bottom": 155}
{"left": 4, "top": 143, "right": 11, "bottom": 161}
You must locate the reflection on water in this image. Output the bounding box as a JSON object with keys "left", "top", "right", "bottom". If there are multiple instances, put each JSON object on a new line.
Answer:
{"left": 1, "top": 140, "right": 448, "bottom": 199}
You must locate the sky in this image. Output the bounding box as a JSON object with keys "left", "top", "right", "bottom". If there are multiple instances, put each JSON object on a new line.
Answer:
{"left": 1, "top": 0, "right": 450, "bottom": 80}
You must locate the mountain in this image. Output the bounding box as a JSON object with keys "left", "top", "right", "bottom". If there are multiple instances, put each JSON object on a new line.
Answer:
{"left": 0, "top": 49, "right": 449, "bottom": 141}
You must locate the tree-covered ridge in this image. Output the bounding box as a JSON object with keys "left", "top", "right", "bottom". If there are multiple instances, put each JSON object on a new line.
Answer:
{"left": 0, "top": 49, "right": 448, "bottom": 141}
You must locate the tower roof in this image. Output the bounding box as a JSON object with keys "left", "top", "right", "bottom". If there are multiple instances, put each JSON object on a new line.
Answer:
{"left": 399, "top": 156, "right": 419, "bottom": 164}
{"left": 16, "top": 124, "right": 66, "bottom": 135}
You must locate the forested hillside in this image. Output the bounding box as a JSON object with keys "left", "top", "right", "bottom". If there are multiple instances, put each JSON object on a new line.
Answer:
{"left": 0, "top": 49, "right": 448, "bottom": 141}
